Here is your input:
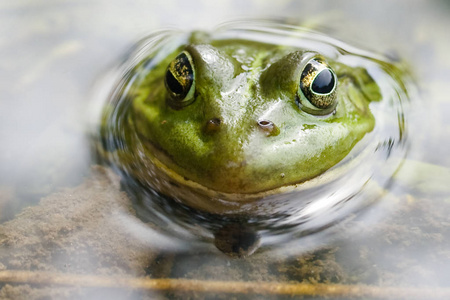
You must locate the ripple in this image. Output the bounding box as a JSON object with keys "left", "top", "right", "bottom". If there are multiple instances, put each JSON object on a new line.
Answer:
{"left": 95, "top": 20, "right": 416, "bottom": 257}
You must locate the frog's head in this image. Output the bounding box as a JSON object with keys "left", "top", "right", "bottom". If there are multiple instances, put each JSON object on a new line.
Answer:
{"left": 131, "top": 38, "right": 379, "bottom": 194}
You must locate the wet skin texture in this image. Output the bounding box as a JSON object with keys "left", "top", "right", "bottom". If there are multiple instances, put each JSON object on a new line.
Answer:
{"left": 114, "top": 34, "right": 381, "bottom": 195}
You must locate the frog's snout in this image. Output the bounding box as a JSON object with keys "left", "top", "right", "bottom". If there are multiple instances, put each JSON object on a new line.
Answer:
{"left": 257, "top": 119, "right": 280, "bottom": 137}
{"left": 204, "top": 118, "right": 222, "bottom": 134}
{"left": 204, "top": 118, "right": 280, "bottom": 137}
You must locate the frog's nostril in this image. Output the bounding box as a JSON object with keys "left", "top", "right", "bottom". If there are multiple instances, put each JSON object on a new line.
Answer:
{"left": 205, "top": 118, "right": 221, "bottom": 134}
{"left": 257, "top": 120, "right": 280, "bottom": 137}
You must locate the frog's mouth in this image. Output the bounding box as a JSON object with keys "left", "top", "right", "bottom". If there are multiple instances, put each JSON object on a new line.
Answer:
{"left": 134, "top": 135, "right": 368, "bottom": 214}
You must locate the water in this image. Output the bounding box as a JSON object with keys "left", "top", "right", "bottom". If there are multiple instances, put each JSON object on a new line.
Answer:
{"left": 97, "top": 21, "right": 414, "bottom": 257}
{"left": 1, "top": 1, "right": 450, "bottom": 299}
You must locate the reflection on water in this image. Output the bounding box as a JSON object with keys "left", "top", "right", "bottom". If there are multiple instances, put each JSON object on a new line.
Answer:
{"left": 97, "top": 21, "right": 414, "bottom": 257}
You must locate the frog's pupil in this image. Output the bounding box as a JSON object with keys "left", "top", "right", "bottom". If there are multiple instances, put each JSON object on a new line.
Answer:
{"left": 165, "top": 52, "right": 194, "bottom": 100}
{"left": 312, "top": 69, "right": 335, "bottom": 94}
{"left": 165, "top": 70, "right": 183, "bottom": 95}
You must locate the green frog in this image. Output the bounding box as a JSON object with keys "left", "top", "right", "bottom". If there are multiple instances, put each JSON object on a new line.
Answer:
{"left": 100, "top": 28, "right": 385, "bottom": 214}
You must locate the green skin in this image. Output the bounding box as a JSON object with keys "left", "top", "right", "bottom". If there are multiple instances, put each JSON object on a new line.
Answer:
{"left": 120, "top": 36, "right": 381, "bottom": 195}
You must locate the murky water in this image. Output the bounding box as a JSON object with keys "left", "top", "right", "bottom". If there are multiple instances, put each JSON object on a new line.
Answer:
{"left": 1, "top": 1, "right": 450, "bottom": 299}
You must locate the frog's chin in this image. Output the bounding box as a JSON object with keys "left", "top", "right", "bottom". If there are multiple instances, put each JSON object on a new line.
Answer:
{"left": 139, "top": 150, "right": 346, "bottom": 214}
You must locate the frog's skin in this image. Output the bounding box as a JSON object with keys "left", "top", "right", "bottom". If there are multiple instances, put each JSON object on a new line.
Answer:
{"left": 101, "top": 32, "right": 382, "bottom": 213}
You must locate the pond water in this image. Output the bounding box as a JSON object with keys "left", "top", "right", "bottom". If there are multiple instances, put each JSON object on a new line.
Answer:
{"left": 1, "top": 1, "right": 450, "bottom": 299}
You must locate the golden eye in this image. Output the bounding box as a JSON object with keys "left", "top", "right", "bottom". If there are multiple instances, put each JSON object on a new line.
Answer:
{"left": 165, "top": 51, "right": 196, "bottom": 108}
{"left": 297, "top": 57, "right": 337, "bottom": 115}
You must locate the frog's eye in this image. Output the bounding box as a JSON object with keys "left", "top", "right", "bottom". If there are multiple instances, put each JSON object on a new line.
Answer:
{"left": 165, "top": 51, "right": 196, "bottom": 108}
{"left": 297, "top": 57, "right": 337, "bottom": 115}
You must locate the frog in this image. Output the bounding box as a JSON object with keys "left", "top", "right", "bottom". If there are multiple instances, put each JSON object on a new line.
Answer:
{"left": 99, "top": 28, "right": 385, "bottom": 216}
